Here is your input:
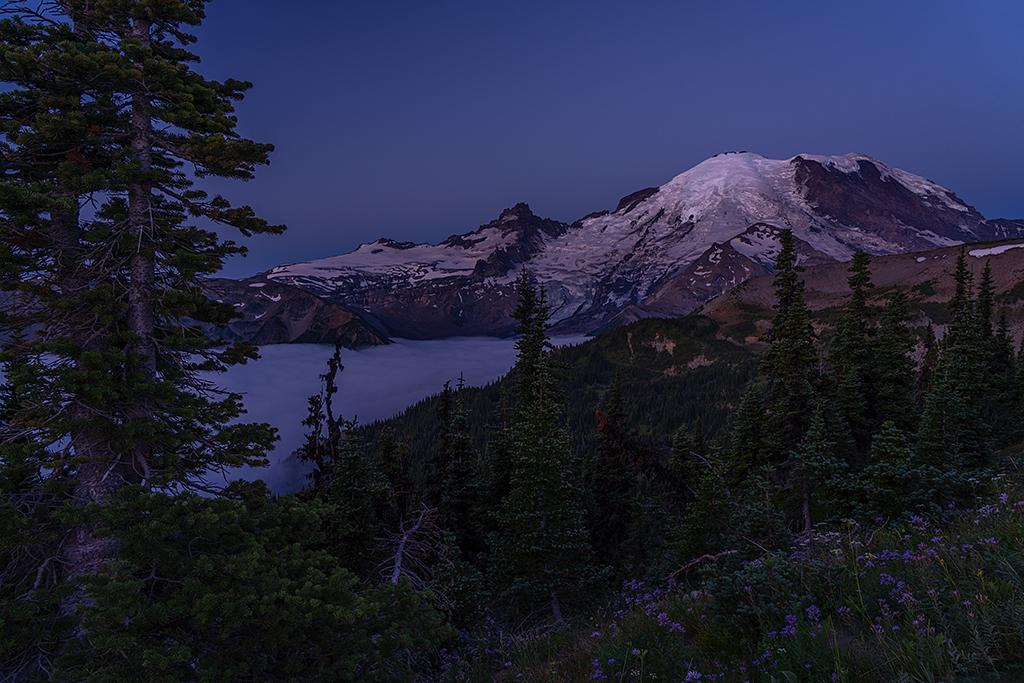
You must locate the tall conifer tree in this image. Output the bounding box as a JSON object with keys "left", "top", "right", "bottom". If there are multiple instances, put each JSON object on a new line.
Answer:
{"left": 918, "top": 252, "right": 989, "bottom": 469}
{"left": 587, "top": 372, "right": 639, "bottom": 572}
{"left": 441, "top": 376, "right": 478, "bottom": 556}
{"left": 0, "top": 0, "right": 282, "bottom": 632}
{"left": 829, "top": 252, "right": 876, "bottom": 452}
{"left": 874, "top": 290, "right": 917, "bottom": 433}
{"left": 760, "top": 230, "right": 817, "bottom": 461}
{"left": 493, "top": 280, "right": 593, "bottom": 622}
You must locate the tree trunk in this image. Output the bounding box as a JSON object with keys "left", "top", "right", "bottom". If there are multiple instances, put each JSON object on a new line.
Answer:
{"left": 802, "top": 490, "right": 812, "bottom": 534}
{"left": 550, "top": 590, "right": 564, "bottom": 624}
{"left": 127, "top": 16, "right": 157, "bottom": 377}
{"left": 53, "top": 201, "right": 122, "bottom": 626}
{"left": 58, "top": 14, "right": 157, "bottom": 631}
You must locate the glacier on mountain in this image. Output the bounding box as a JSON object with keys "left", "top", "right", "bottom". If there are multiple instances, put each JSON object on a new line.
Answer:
{"left": 260, "top": 152, "right": 1020, "bottom": 337}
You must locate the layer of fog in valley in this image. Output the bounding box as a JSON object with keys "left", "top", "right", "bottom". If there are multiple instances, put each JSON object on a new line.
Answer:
{"left": 0, "top": 338, "right": 585, "bottom": 492}
{"left": 207, "top": 336, "right": 588, "bottom": 493}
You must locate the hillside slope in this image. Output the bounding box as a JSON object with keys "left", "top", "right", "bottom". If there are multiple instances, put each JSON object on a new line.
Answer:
{"left": 702, "top": 239, "right": 1024, "bottom": 347}
{"left": 203, "top": 278, "right": 387, "bottom": 347}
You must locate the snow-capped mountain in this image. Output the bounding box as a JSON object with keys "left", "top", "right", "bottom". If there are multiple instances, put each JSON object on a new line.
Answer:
{"left": 258, "top": 152, "right": 1023, "bottom": 337}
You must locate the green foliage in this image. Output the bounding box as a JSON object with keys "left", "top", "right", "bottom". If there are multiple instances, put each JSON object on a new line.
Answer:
{"left": 917, "top": 250, "right": 991, "bottom": 471}
{"left": 492, "top": 280, "right": 596, "bottom": 621}
{"left": 496, "top": 488, "right": 1024, "bottom": 682}
{"left": 794, "top": 403, "right": 845, "bottom": 529}
{"left": 874, "top": 290, "right": 918, "bottom": 433}
{"left": 0, "top": 0, "right": 283, "bottom": 493}
{"left": 368, "top": 314, "right": 758, "bottom": 482}
{"left": 760, "top": 230, "right": 817, "bottom": 461}
{"left": 4, "top": 6, "right": 1024, "bottom": 680}
{"left": 0, "top": 1, "right": 292, "bottom": 668}
{"left": 296, "top": 344, "right": 387, "bottom": 565}
{"left": 587, "top": 373, "right": 642, "bottom": 572}
{"left": 441, "top": 378, "right": 480, "bottom": 558}
{"left": 58, "top": 484, "right": 449, "bottom": 682}
{"left": 829, "top": 252, "right": 877, "bottom": 452}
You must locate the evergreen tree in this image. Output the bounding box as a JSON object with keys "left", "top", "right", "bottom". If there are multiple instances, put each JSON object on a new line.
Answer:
{"left": 0, "top": 352, "right": 69, "bottom": 673}
{"left": 441, "top": 376, "right": 478, "bottom": 557}
{"left": 0, "top": 0, "right": 281, "bottom": 637}
{"left": 493, "top": 282, "right": 593, "bottom": 623}
{"left": 60, "top": 484, "right": 450, "bottom": 681}
{"left": 511, "top": 269, "right": 547, "bottom": 409}
{"left": 377, "top": 426, "right": 415, "bottom": 525}
{"left": 916, "top": 370, "right": 967, "bottom": 468}
{"left": 950, "top": 248, "right": 974, "bottom": 319}
{"left": 986, "top": 312, "right": 1019, "bottom": 447}
{"left": 874, "top": 290, "right": 917, "bottom": 433}
{"left": 476, "top": 385, "right": 514, "bottom": 539}
{"left": 760, "top": 230, "right": 817, "bottom": 461}
{"left": 922, "top": 250, "right": 990, "bottom": 468}
{"left": 426, "top": 381, "right": 455, "bottom": 505}
{"left": 723, "top": 380, "right": 772, "bottom": 484}
{"left": 862, "top": 422, "right": 941, "bottom": 519}
{"left": 297, "top": 344, "right": 386, "bottom": 565}
{"left": 829, "top": 252, "right": 876, "bottom": 452}
{"left": 587, "top": 372, "right": 640, "bottom": 572}
{"left": 668, "top": 419, "right": 707, "bottom": 501}
{"left": 916, "top": 323, "right": 940, "bottom": 406}
{"left": 793, "top": 404, "right": 846, "bottom": 531}
{"left": 672, "top": 446, "right": 727, "bottom": 560}
{"left": 975, "top": 260, "right": 995, "bottom": 341}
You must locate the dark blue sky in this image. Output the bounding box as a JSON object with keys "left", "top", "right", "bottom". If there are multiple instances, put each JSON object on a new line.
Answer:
{"left": 198, "top": 0, "right": 1024, "bottom": 278}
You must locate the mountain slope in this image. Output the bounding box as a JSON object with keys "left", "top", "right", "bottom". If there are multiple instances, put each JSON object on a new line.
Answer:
{"left": 259, "top": 152, "right": 1022, "bottom": 338}
{"left": 702, "top": 239, "right": 1024, "bottom": 347}
{"left": 203, "top": 278, "right": 387, "bottom": 346}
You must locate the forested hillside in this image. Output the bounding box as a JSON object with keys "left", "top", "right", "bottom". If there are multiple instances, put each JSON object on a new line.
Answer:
{"left": 375, "top": 237, "right": 1024, "bottom": 476}
{"left": 367, "top": 314, "right": 757, "bottom": 473}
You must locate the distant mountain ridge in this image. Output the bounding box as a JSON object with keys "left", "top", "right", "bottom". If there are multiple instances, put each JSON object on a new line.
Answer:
{"left": 203, "top": 278, "right": 387, "bottom": 347}
{"left": 247, "top": 152, "right": 1024, "bottom": 338}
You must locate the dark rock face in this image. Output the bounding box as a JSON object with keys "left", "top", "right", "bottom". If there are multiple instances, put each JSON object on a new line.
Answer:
{"left": 203, "top": 279, "right": 387, "bottom": 346}
{"left": 638, "top": 224, "right": 827, "bottom": 321}
{"left": 642, "top": 243, "right": 768, "bottom": 316}
{"left": 324, "top": 277, "right": 522, "bottom": 339}
{"left": 792, "top": 156, "right": 990, "bottom": 246}
{"left": 470, "top": 203, "right": 570, "bottom": 278}
{"left": 990, "top": 219, "right": 1024, "bottom": 238}
{"left": 615, "top": 187, "right": 660, "bottom": 214}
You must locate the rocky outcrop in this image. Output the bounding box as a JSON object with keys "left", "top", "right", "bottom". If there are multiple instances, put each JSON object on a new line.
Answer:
{"left": 203, "top": 278, "right": 387, "bottom": 346}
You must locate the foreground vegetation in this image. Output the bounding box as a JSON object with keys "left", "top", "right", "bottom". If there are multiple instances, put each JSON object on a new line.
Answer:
{"left": 489, "top": 484, "right": 1024, "bottom": 681}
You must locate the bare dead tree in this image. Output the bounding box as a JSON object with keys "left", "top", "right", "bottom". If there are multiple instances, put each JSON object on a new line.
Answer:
{"left": 375, "top": 505, "right": 454, "bottom": 607}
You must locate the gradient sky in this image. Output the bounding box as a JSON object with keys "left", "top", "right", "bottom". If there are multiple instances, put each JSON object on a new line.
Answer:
{"left": 196, "top": 0, "right": 1024, "bottom": 278}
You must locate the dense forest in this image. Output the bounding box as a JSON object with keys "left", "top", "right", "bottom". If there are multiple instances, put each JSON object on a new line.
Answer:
{"left": 3, "top": 2, "right": 1024, "bottom": 682}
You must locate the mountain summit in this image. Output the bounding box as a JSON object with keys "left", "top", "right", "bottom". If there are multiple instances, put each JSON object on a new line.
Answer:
{"left": 260, "top": 152, "right": 1023, "bottom": 338}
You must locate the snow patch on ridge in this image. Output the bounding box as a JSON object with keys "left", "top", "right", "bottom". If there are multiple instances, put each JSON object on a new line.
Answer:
{"left": 969, "top": 243, "right": 1024, "bottom": 257}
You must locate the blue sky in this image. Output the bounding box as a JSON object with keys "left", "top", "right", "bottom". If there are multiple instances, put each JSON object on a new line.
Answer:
{"left": 195, "top": 0, "right": 1024, "bottom": 277}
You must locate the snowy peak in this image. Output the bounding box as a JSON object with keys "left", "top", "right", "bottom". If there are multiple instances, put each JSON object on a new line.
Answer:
{"left": 258, "top": 152, "right": 1023, "bottom": 338}
{"left": 268, "top": 203, "right": 568, "bottom": 292}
